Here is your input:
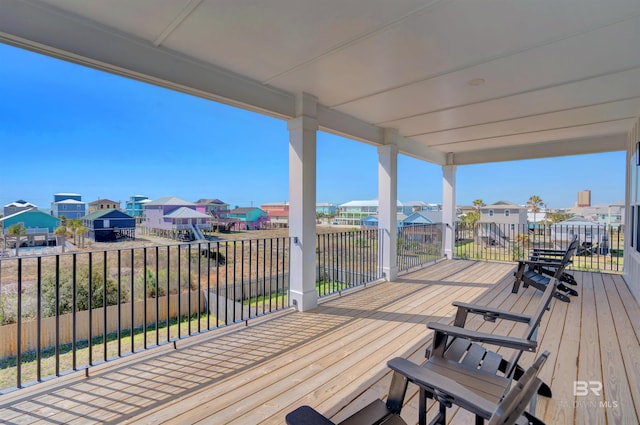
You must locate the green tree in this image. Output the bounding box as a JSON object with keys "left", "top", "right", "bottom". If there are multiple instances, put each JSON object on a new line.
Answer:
{"left": 546, "top": 211, "right": 574, "bottom": 224}
{"left": 67, "top": 218, "right": 88, "bottom": 248}
{"left": 41, "top": 266, "right": 129, "bottom": 317}
{"left": 472, "top": 199, "right": 485, "bottom": 213}
{"left": 527, "top": 195, "right": 544, "bottom": 224}
{"left": 8, "top": 224, "right": 26, "bottom": 256}
{"left": 54, "top": 225, "right": 68, "bottom": 253}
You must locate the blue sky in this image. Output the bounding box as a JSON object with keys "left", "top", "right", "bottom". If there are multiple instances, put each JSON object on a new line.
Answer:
{"left": 0, "top": 43, "right": 626, "bottom": 211}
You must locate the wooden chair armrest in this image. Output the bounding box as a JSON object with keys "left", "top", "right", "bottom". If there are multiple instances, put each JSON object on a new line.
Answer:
{"left": 428, "top": 322, "right": 538, "bottom": 352}
{"left": 387, "top": 357, "right": 494, "bottom": 419}
{"left": 452, "top": 301, "right": 532, "bottom": 323}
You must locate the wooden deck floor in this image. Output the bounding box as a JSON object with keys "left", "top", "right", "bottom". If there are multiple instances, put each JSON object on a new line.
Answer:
{"left": 0, "top": 260, "right": 638, "bottom": 424}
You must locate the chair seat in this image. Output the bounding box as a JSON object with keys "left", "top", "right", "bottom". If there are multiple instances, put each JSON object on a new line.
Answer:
{"left": 424, "top": 356, "right": 510, "bottom": 408}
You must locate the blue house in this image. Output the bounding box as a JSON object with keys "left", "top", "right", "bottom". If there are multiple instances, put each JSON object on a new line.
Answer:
{"left": 82, "top": 209, "right": 136, "bottom": 242}
{"left": 1, "top": 210, "right": 61, "bottom": 235}
{"left": 51, "top": 193, "right": 86, "bottom": 219}
{"left": 402, "top": 211, "right": 435, "bottom": 226}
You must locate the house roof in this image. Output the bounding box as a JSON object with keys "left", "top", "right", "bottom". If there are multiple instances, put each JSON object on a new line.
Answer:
{"left": 195, "top": 198, "right": 227, "bottom": 205}
{"left": 4, "top": 200, "right": 37, "bottom": 208}
{"left": 554, "top": 216, "right": 604, "bottom": 226}
{"left": 164, "top": 207, "right": 211, "bottom": 219}
{"left": 88, "top": 199, "right": 120, "bottom": 206}
{"left": 55, "top": 199, "right": 85, "bottom": 205}
{"left": 146, "top": 196, "right": 195, "bottom": 207}
{"left": 404, "top": 211, "right": 434, "bottom": 224}
{"left": 54, "top": 192, "right": 81, "bottom": 197}
{"left": 229, "top": 207, "right": 264, "bottom": 215}
{"left": 83, "top": 209, "right": 134, "bottom": 221}
{"left": 487, "top": 201, "right": 525, "bottom": 209}
{"left": 0, "top": 209, "right": 59, "bottom": 222}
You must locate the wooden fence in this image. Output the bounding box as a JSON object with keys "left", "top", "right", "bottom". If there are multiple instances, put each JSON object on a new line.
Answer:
{"left": 0, "top": 291, "right": 204, "bottom": 359}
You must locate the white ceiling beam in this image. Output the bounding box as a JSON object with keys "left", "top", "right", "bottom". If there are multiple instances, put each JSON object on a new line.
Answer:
{"left": 452, "top": 134, "right": 627, "bottom": 165}
{"left": 0, "top": 0, "right": 296, "bottom": 119}
{"left": 317, "top": 105, "right": 447, "bottom": 164}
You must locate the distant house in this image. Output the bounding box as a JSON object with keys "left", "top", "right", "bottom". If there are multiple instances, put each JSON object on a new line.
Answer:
{"left": 125, "top": 195, "right": 152, "bottom": 220}
{"left": 143, "top": 196, "right": 211, "bottom": 238}
{"left": 0, "top": 209, "right": 61, "bottom": 235}
{"left": 360, "top": 213, "right": 408, "bottom": 228}
{"left": 3, "top": 200, "right": 37, "bottom": 217}
{"left": 551, "top": 216, "right": 609, "bottom": 253}
{"left": 261, "top": 202, "right": 289, "bottom": 228}
{"left": 316, "top": 203, "right": 338, "bottom": 216}
{"left": 226, "top": 208, "right": 269, "bottom": 230}
{"left": 88, "top": 199, "right": 120, "bottom": 214}
{"left": 336, "top": 200, "right": 410, "bottom": 226}
{"left": 480, "top": 201, "right": 528, "bottom": 230}
{"left": 1, "top": 210, "right": 61, "bottom": 250}
{"left": 82, "top": 209, "right": 136, "bottom": 242}
{"left": 51, "top": 193, "right": 86, "bottom": 219}
{"left": 403, "top": 211, "right": 435, "bottom": 226}
{"left": 194, "top": 198, "right": 230, "bottom": 216}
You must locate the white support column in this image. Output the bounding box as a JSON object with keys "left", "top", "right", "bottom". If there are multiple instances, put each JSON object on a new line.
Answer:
{"left": 288, "top": 93, "right": 318, "bottom": 311}
{"left": 442, "top": 163, "right": 457, "bottom": 259}
{"left": 378, "top": 130, "right": 399, "bottom": 281}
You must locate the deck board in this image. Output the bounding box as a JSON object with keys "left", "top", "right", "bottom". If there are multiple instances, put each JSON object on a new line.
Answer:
{"left": 0, "top": 260, "right": 638, "bottom": 425}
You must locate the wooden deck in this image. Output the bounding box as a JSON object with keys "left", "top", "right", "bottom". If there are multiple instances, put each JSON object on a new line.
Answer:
{"left": 0, "top": 260, "right": 638, "bottom": 424}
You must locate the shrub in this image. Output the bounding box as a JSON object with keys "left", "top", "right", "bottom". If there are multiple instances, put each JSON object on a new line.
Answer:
{"left": 41, "top": 267, "right": 129, "bottom": 317}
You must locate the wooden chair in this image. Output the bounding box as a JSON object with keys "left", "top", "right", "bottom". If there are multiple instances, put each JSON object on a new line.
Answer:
{"left": 512, "top": 237, "right": 578, "bottom": 302}
{"left": 388, "top": 351, "right": 549, "bottom": 425}
{"left": 285, "top": 370, "right": 410, "bottom": 425}
{"left": 529, "top": 235, "right": 579, "bottom": 287}
{"left": 421, "top": 277, "right": 557, "bottom": 417}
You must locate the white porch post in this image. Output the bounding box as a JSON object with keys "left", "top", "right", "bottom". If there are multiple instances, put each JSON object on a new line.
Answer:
{"left": 378, "top": 130, "right": 399, "bottom": 281}
{"left": 442, "top": 162, "right": 457, "bottom": 259}
{"left": 288, "top": 93, "right": 318, "bottom": 311}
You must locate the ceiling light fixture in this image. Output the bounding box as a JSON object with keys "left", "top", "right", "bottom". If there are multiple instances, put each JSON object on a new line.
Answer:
{"left": 468, "top": 78, "right": 485, "bottom": 86}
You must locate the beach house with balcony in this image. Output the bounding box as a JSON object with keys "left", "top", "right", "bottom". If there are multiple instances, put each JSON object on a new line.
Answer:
{"left": 143, "top": 196, "right": 211, "bottom": 238}
{"left": 226, "top": 207, "right": 269, "bottom": 230}
{"left": 50, "top": 193, "right": 86, "bottom": 219}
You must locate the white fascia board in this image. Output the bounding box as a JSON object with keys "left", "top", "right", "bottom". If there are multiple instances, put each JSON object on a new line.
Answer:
{"left": 453, "top": 134, "right": 627, "bottom": 165}
{"left": 317, "top": 105, "right": 447, "bottom": 164}
{"left": 0, "top": 0, "right": 295, "bottom": 119}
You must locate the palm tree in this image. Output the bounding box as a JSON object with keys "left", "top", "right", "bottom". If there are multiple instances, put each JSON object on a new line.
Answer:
{"left": 8, "top": 224, "right": 26, "bottom": 256}
{"left": 527, "top": 195, "right": 544, "bottom": 224}
{"left": 67, "top": 218, "right": 88, "bottom": 248}
{"left": 472, "top": 199, "right": 485, "bottom": 213}
{"left": 54, "top": 225, "right": 68, "bottom": 253}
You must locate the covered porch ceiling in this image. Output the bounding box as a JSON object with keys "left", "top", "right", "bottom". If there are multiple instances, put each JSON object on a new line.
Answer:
{"left": 1, "top": 0, "right": 638, "bottom": 165}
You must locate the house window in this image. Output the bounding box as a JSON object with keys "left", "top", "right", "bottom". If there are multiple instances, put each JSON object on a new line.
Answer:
{"left": 489, "top": 209, "right": 494, "bottom": 217}
{"left": 505, "top": 210, "right": 510, "bottom": 217}
{"left": 510, "top": 224, "right": 515, "bottom": 231}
